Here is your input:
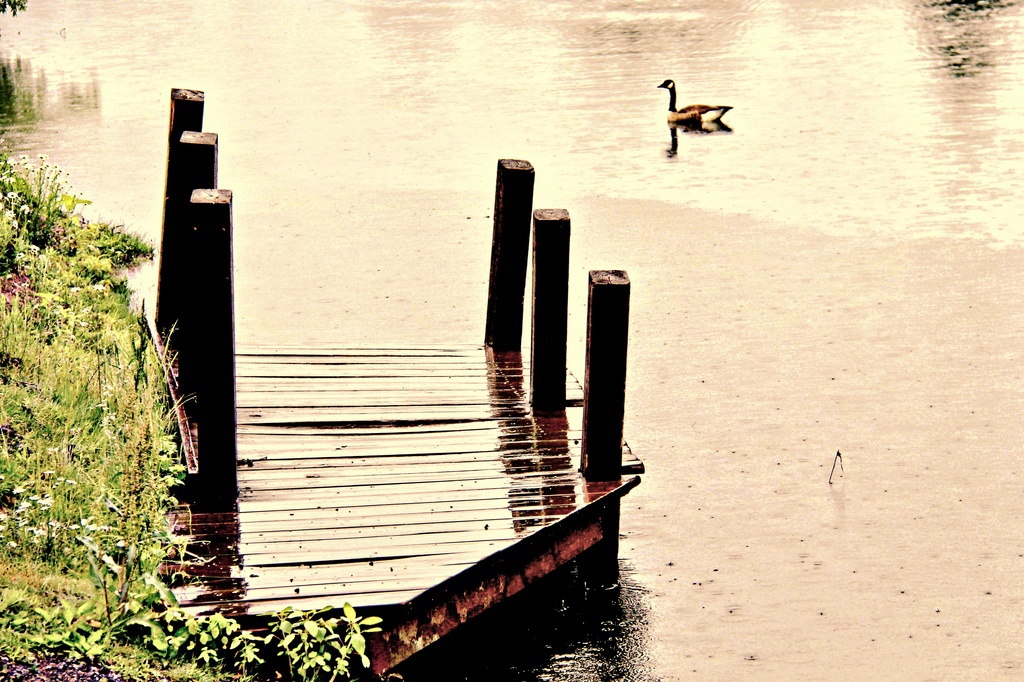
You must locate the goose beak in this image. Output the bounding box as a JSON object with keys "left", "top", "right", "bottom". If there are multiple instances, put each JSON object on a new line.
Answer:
{"left": 657, "top": 80, "right": 672, "bottom": 89}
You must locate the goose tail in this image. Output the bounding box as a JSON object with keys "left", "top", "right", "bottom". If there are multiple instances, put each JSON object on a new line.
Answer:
{"left": 701, "top": 106, "right": 733, "bottom": 123}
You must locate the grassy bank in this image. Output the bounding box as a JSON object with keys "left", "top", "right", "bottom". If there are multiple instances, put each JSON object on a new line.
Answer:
{"left": 0, "top": 156, "right": 380, "bottom": 681}
{"left": 0, "top": 154, "right": 208, "bottom": 679}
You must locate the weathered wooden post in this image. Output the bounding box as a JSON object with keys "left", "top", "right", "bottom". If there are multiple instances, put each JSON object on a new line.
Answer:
{"left": 155, "top": 89, "right": 209, "bottom": 339}
{"left": 580, "top": 270, "right": 630, "bottom": 481}
{"left": 530, "top": 209, "right": 570, "bottom": 412}
{"left": 156, "top": 131, "right": 217, "bottom": 338}
{"left": 578, "top": 270, "right": 631, "bottom": 585}
{"left": 179, "top": 189, "right": 238, "bottom": 509}
{"left": 484, "top": 159, "right": 535, "bottom": 351}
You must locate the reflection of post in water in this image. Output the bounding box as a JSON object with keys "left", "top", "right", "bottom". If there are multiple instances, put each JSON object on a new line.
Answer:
{"left": 485, "top": 349, "right": 576, "bottom": 534}
{"left": 915, "top": 0, "right": 1013, "bottom": 78}
{"left": 166, "top": 508, "right": 245, "bottom": 607}
{"left": 527, "top": 411, "right": 576, "bottom": 520}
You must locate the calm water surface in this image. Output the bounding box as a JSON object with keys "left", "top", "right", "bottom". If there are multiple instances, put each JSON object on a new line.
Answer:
{"left": 2, "top": 1, "right": 1023, "bottom": 247}
{"left": 2, "top": 1, "right": 1024, "bottom": 679}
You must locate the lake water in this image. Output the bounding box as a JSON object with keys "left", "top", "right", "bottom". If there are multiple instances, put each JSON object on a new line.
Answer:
{"left": 3, "top": 1, "right": 1024, "bottom": 679}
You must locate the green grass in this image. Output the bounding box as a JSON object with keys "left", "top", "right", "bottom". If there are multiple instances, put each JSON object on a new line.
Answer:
{"left": 0, "top": 154, "right": 230, "bottom": 680}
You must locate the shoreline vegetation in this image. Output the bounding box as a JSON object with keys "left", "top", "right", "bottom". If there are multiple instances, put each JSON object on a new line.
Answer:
{"left": 0, "top": 154, "right": 381, "bottom": 681}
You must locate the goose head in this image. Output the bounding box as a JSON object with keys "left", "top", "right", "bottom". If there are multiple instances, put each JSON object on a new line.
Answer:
{"left": 658, "top": 79, "right": 678, "bottom": 112}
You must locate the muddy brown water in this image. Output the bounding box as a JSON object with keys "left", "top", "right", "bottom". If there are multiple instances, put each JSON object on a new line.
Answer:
{"left": 1, "top": 1, "right": 1023, "bottom": 679}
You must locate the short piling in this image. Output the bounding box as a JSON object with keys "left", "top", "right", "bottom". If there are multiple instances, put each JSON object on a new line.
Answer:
{"left": 179, "top": 189, "right": 238, "bottom": 509}
{"left": 484, "top": 159, "right": 535, "bottom": 351}
{"left": 530, "top": 209, "right": 570, "bottom": 412}
{"left": 580, "top": 270, "right": 630, "bottom": 481}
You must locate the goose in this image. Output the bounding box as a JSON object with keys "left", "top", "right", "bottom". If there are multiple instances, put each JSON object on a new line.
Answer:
{"left": 657, "top": 79, "right": 732, "bottom": 124}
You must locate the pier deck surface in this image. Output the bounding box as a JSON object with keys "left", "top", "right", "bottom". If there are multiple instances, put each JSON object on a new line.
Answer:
{"left": 171, "top": 345, "right": 642, "bottom": 633}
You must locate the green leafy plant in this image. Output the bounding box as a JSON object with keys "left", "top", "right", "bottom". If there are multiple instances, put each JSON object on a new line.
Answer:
{"left": 269, "top": 604, "right": 383, "bottom": 682}
{"left": 0, "top": 0, "right": 26, "bottom": 15}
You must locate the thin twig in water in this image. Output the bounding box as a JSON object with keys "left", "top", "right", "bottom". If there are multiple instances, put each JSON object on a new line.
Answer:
{"left": 829, "top": 450, "right": 844, "bottom": 485}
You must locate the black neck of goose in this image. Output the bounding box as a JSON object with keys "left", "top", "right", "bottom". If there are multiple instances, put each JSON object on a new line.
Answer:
{"left": 666, "top": 85, "right": 676, "bottom": 112}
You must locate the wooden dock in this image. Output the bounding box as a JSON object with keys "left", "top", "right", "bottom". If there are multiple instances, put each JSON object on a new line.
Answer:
{"left": 155, "top": 90, "right": 642, "bottom": 674}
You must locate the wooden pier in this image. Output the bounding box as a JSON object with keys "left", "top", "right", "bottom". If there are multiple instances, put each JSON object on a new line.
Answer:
{"left": 155, "top": 90, "right": 642, "bottom": 674}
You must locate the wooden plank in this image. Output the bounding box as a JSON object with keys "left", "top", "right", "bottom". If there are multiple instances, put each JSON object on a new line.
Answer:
{"left": 237, "top": 480, "right": 583, "bottom": 509}
{"left": 176, "top": 552, "right": 484, "bottom": 588}
{"left": 177, "top": 503, "right": 578, "bottom": 536}
{"left": 228, "top": 513, "right": 578, "bottom": 543}
{"left": 238, "top": 464, "right": 578, "bottom": 491}
{"left": 237, "top": 344, "right": 485, "bottom": 357}
{"left": 200, "top": 515, "right": 562, "bottom": 546}
{"left": 237, "top": 415, "right": 581, "bottom": 438}
{"left": 241, "top": 455, "right": 577, "bottom": 478}
{"left": 217, "top": 534, "right": 522, "bottom": 567}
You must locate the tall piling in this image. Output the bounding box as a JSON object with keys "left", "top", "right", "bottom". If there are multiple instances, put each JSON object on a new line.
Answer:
{"left": 179, "top": 189, "right": 238, "bottom": 508}
{"left": 156, "top": 89, "right": 209, "bottom": 338}
{"left": 580, "top": 270, "right": 631, "bottom": 481}
{"left": 484, "top": 159, "right": 535, "bottom": 351}
{"left": 530, "top": 208, "right": 570, "bottom": 412}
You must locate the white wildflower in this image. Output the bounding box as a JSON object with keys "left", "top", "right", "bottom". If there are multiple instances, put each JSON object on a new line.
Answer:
{"left": 11, "top": 486, "right": 25, "bottom": 495}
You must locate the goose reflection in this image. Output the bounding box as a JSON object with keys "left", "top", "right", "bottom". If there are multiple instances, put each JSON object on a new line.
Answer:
{"left": 665, "top": 119, "right": 732, "bottom": 157}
